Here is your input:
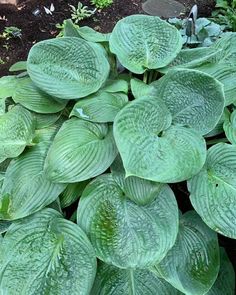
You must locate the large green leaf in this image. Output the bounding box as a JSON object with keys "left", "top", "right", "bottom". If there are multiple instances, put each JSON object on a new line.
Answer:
{"left": 188, "top": 143, "right": 236, "bottom": 238}
{"left": 163, "top": 33, "right": 236, "bottom": 106}
{"left": 194, "top": 63, "right": 236, "bottom": 106}
{"left": 0, "top": 105, "right": 35, "bottom": 163}
{"left": 153, "top": 211, "right": 220, "bottom": 295}
{"left": 155, "top": 69, "right": 225, "bottom": 135}
{"left": 206, "top": 248, "right": 235, "bottom": 295}
{"left": 92, "top": 261, "right": 182, "bottom": 295}
{"left": 45, "top": 118, "right": 117, "bottom": 183}
{"left": 71, "top": 91, "right": 128, "bottom": 123}
{"left": 0, "top": 209, "right": 97, "bottom": 295}
{"left": 77, "top": 174, "right": 179, "bottom": 268}
{"left": 160, "top": 47, "right": 221, "bottom": 74}
{"left": 109, "top": 15, "right": 182, "bottom": 74}
{"left": 12, "top": 77, "right": 67, "bottom": 113}
{"left": 27, "top": 37, "right": 110, "bottom": 99}
{"left": 114, "top": 97, "right": 206, "bottom": 183}
{"left": 0, "top": 127, "right": 65, "bottom": 220}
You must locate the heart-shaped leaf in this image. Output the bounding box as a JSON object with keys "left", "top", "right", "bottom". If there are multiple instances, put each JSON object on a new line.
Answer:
{"left": 153, "top": 211, "right": 220, "bottom": 295}
{"left": 45, "top": 118, "right": 118, "bottom": 183}
{"left": 114, "top": 97, "right": 206, "bottom": 183}
{"left": 0, "top": 209, "right": 97, "bottom": 295}
{"left": 27, "top": 37, "right": 110, "bottom": 99}
{"left": 77, "top": 174, "right": 179, "bottom": 268}
{"left": 109, "top": 15, "right": 182, "bottom": 74}
{"left": 189, "top": 143, "right": 236, "bottom": 238}
{"left": 155, "top": 69, "right": 225, "bottom": 135}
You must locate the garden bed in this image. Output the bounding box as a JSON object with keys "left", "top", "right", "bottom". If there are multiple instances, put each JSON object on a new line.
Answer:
{"left": 0, "top": 0, "right": 215, "bottom": 75}
{"left": 0, "top": 0, "right": 235, "bottom": 281}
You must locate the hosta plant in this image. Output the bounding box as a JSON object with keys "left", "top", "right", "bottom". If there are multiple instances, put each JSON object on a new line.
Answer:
{"left": 0, "top": 15, "right": 235, "bottom": 294}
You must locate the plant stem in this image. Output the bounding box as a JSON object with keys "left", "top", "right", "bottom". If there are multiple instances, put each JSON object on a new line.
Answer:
{"left": 206, "top": 138, "right": 229, "bottom": 145}
{"left": 143, "top": 71, "right": 148, "bottom": 84}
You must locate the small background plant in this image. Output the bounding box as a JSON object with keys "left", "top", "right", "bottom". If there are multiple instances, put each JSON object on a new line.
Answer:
{"left": 211, "top": 0, "right": 236, "bottom": 31}
{"left": 90, "top": 0, "right": 113, "bottom": 9}
{"left": 69, "top": 2, "right": 96, "bottom": 23}
{"left": 0, "top": 26, "right": 22, "bottom": 40}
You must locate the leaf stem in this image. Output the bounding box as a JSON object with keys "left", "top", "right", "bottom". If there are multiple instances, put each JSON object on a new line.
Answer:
{"left": 143, "top": 71, "right": 148, "bottom": 84}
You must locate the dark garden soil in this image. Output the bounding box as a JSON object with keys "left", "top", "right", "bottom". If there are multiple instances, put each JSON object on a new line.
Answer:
{"left": 0, "top": 0, "right": 215, "bottom": 75}
{"left": 0, "top": 0, "right": 235, "bottom": 269}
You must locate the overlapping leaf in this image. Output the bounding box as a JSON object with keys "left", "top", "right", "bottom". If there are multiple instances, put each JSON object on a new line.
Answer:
{"left": 71, "top": 91, "right": 128, "bottom": 123}
{"left": 27, "top": 37, "right": 110, "bottom": 99}
{"left": 45, "top": 118, "right": 117, "bottom": 183}
{"left": 206, "top": 248, "right": 235, "bottom": 295}
{"left": 188, "top": 143, "right": 236, "bottom": 238}
{"left": 77, "top": 174, "right": 179, "bottom": 268}
{"left": 13, "top": 77, "right": 67, "bottom": 113}
{"left": 114, "top": 97, "right": 206, "bottom": 183}
{"left": 0, "top": 105, "right": 35, "bottom": 163}
{"left": 153, "top": 211, "right": 220, "bottom": 295}
{"left": 153, "top": 69, "right": 225, "bottom": 135}
{"left": 0, "top": 131, "right": 66, "bottom": 220}
{"left": 0, "top": 209, "right": 97, "bottom": 295}
{"left": 223, "top": 109, "right": 236, "bottom": 144}
{"left": 92, "top": 261, "right": 182, "bottom": 295}
{"left": 109, "top": 15, "right": 182, "bottom": 73}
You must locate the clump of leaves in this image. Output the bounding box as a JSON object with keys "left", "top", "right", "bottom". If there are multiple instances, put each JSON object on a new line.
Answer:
{"left": 69, "top": 2, "right": 96, "bottom": 23}
{"left": 0, "top": 26, "right": 22, "bottom": 40}
{"left": 212, "top": 0, "right": 236, "bottom": 31}
{"left": 0, "top": 15, "right": 235, "bottom": 294}
{"left": 91, "top": 0, "right": 113, "bottom": 9}
{"left": 168, "top": 17, "right": 223, "bottom": 47}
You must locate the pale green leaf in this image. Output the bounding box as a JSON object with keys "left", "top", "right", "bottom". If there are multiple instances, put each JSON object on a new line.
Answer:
{"left": 71, "top": 91, "right": 128, "bottom": 123}
{"left": 0, "top": 76, "right": 17, "bottom": 99}
{"left": 9, "top": 61, "right": 27, "bottom": 72}
{"left": 153, "top": 211, "right": 220, "bottom": 295}
{"left": 45, "top": 118, "right": 118, "bottom": 183}
{"left": 160, "top": 47, "right": 221, "bottom": 74}
{"left": 34, "top": 112, "right": 62, "bottom": 129}
{"left": 156, "top": 69, "right": 225, "bottom": 135}
{"left": 0, "top": 105, "right": 35, "bottom": 163}
{"left": 102, "top": 79, "right": 129, "bottom": 93}
{"left": 205, "top": 108, "right": 229, "bottom": 138}
{"left": 0, "top": 132, "right": 66, "bottom": 220}
{"left": 77, "top": 26, "right": 110, "bottom": 42}
{"left": 111, "top": 155, "right": 163, "bottom": 206}
{"left": 12, "top": 77, "right": 67, "bottom": 114}
{"left": 109, "top": 15, "right": 182, "bottom": 74}
{"left": 131, "top": 78, "right": 155, "bottom": 99}
{"left": 27, "top": 37, "right": 110, "bottom": 99}
{"left": 194, "top": 63, "right": 236, "bottom": 106}
{"left": 114, "top": 97, "right": 206, "bottom": 183}
{"left": 0, "top": 209, "right": 97, "bottom": 295}
{"left": 60, "top": 181, "right": 89, "bottom": 208}
{"left": 92, "top": 261, "right": 182, "bottom": 295}
{"left": 189, "top": 143, "right": 236, "bottom": 238}
{"left": 206, "top": 248, "right": 235, "bottom": 295}
{"left": 77, "top": 174, "right": 179, "bottom": 268}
